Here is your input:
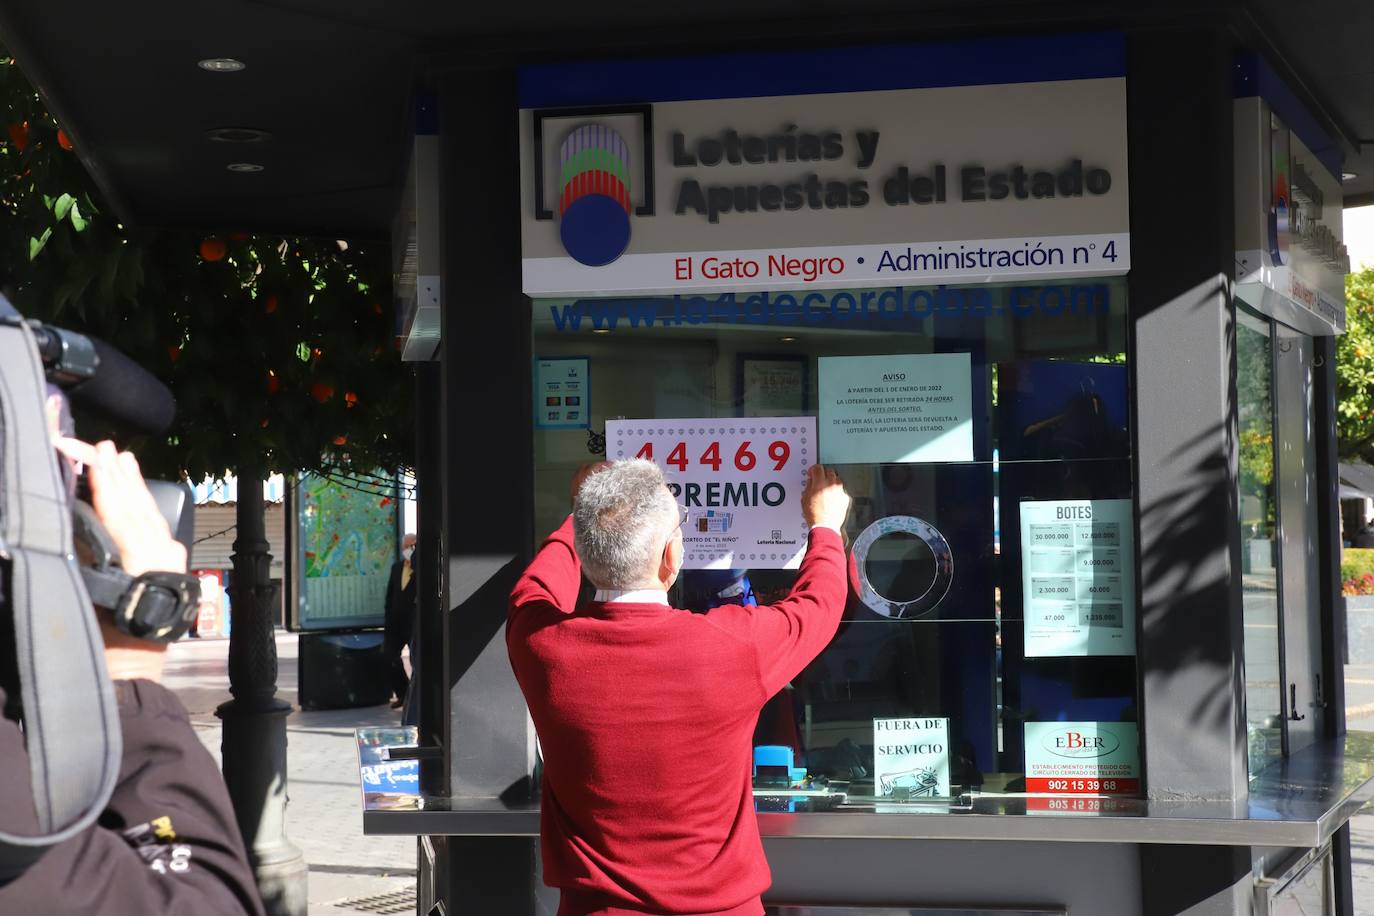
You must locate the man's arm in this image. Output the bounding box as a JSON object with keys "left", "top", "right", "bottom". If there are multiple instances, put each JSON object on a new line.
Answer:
{"left": 508, "top": 515, "right": 582, "bottom": 620}
{"left": 707, "top": 527, "right": 848, "bottom": 697}
{"left": 508, "top": 463, "right": 607, "bottom": 625}
{"left": 706, "top": 465, "right": 852, "bottom": 697}
{"left": 0, "top": 681, "right": 266, "bottom": 915}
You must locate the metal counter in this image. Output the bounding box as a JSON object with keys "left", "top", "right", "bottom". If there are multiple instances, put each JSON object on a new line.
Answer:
{"left": 362, "top": 731, "right": 1374, "bottom": 849}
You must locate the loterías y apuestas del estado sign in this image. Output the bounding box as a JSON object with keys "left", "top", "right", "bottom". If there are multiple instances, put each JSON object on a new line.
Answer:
{"left": 519, "top": 35, "right": 1130, "bottom": 298}
{"left": 668, "top": 126, "right": 1114, "bottom": 225}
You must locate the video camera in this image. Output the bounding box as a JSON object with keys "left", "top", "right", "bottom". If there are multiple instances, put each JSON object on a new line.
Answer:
{"left": 0, "top": 291, "right": 211, "bottom": 880}
{"left": 0, "top": 294, "right": 200, "bottom": 644}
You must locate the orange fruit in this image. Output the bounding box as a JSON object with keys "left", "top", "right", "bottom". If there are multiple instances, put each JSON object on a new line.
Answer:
{"left": 333, "top": 435, "right": 348, "bottom": 446}
{"left": 310, "top": 382, "right": 335, "bottom": 403}
{"left": 56, "top": 129, "right": 72, "bottom": 151}
{"left": 199, "top": 237, "right": 227, "bottom": 261}
{"left": 344, "top": 391, "right": 358, "bottom": 408}
{"left": 7, "top": 122, "right": 28, "bottom": 152}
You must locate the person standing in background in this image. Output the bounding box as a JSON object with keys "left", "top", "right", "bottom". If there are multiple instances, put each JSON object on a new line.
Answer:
{"left": 383, "top": 533, "right": 417, "bottom": 709}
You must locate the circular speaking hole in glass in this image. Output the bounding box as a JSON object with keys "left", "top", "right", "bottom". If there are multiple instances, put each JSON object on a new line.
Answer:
{"left": 863, "top": 532, "right": 937, "bottom": 605}
{"left": 849, "top": 515, "right": 954, "bottom": 620}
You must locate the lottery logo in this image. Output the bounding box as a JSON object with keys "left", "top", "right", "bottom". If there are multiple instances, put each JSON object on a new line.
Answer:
{"left": 558, "top": 124, "right": 632, "bottom": 267}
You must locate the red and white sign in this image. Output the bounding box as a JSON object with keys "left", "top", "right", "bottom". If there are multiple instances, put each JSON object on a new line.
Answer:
{"left": 1023, "top": 721, "right": 1139, "bottom": 796}
{"left": 606, "top": 417, "right": 815, "bottom": 569}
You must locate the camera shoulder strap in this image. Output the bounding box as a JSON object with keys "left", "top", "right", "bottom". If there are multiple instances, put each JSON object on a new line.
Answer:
{"left": 0, "top": 317, "right": 122, "bottom": 881}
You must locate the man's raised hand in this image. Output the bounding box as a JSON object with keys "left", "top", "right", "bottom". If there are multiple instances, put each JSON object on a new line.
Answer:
{"left": 801, "top": 464, "right": 850, "bottom": 531}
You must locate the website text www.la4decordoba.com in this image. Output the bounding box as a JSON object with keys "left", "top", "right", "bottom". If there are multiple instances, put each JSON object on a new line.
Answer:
{"left": 545, "top": 283, "right": 1112, "bottom": 332}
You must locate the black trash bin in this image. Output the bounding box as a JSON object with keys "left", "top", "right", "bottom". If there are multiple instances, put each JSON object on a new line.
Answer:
{"left": 297, "top": 630, "right": 391, "bottom": 710}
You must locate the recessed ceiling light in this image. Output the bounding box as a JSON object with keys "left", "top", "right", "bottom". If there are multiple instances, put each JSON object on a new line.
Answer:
{"left": 591, "top": 328, "right": 611, "bottom": 334}
{"left": 1343, "top": 171, "right": 1358, "bottom": 181}
{"left": 779, "top": 336, "right": 797, "bottom": 342}
{"left": 198, "top": 58, "right": 245, "bottom": 73}
{"left": 207, "top": 127, "right": 271, "bottom": 143}
{"left": 226, "top": 162, "right": 264, "bottom": 173}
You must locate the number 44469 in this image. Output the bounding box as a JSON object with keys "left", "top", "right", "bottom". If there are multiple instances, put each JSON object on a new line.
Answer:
{"left": 636, "top": 440, "right": 791, "bottom": 472}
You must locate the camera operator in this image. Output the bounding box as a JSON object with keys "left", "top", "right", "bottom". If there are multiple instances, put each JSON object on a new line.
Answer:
{"left": 0, "top": 436, "right": 266, "bottom": 915}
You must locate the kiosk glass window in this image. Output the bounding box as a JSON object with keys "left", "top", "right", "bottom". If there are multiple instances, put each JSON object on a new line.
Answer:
{"left": 1237, "top": 308, "right": 1283, "bottom": 777}
{"left": 530, "top": 278, "right": 1139, "bottom": 803}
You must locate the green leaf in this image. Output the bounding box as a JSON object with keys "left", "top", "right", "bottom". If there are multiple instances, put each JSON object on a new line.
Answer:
{"left": 53, "top": 191, "right": 73, "bottom": 220}
{"left": 69, "top": 198, "right": 86, "bottom": 231}
{"left": 28, "top": 226, "right": 51, "bottom": 260}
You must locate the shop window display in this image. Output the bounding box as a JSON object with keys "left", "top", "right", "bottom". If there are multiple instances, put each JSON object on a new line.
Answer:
{"left": 530, "top": 277, "right": 1138, "bottom": 804}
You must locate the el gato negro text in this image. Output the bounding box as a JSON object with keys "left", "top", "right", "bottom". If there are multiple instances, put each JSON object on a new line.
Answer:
{"left": 671, "top": 126, "right": 1113, "bottom": 224}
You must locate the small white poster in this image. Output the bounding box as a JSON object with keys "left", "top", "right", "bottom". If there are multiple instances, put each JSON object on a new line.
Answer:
{"left": 606, "top": 417, "right": 814, "bottom": 569}
{"left": 817, "top": 353, "right": 973, "bottom": 465}
{"left": 1024, "top": 721, "right": 1139, "bottom": 797}
{"left": 534, "top": 357, "right": 589, "bottom": 429}
{"left": 1020, "top": 498, "right": 1135, "bottom": 657}
{"left": 873, "top": 717, "right": 950, "bottom": 798}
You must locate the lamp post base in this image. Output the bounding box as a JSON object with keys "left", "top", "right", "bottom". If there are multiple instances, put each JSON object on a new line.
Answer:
{"left": 217, "top": 697, "right": 308, "bottom": 916}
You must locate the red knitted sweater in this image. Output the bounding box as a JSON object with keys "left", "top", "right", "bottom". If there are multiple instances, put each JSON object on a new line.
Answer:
{"left": 507, "top": 517, "right": 847, "bottom": 916}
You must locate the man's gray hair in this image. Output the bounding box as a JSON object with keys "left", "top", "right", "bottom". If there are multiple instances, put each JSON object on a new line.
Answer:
{"left": 573, "top": 459, "right": 679, "bottom": 589}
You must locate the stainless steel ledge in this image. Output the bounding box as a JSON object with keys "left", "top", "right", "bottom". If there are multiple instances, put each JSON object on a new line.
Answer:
{"left": 363, "top": 731, "right": 1374, "bottom": 848}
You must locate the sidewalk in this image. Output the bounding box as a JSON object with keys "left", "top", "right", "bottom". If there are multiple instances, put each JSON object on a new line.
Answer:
{"left": 162, "top": 632, "right": 416, "bottom": 916}
{"left": 1345, "top": 665, "right": 1374, "bottom": 913}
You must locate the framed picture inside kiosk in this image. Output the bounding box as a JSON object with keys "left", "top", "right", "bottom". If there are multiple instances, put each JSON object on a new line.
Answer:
{"left": 519, "top": 32, "right": 1138, "bottom": 811}
{"left": 738, "top": 353, "right": 808, "bottom": 417}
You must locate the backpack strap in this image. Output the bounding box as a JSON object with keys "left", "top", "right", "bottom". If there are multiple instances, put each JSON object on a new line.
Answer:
{"left": 0, "top": 314, "right": 122, "bottom": 881}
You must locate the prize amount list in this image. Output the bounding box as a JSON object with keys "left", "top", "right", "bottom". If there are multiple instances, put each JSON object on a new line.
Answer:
{"left": 1026, "top": 519, "right": 1124, "bottom": 632}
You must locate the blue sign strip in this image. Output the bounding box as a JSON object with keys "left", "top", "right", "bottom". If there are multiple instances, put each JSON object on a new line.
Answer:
{"left": 1234, "top": 51, "right": 1343, "bottom": 180}
{"left": 519, "top": 33, "right": 1126, "bottom": 109}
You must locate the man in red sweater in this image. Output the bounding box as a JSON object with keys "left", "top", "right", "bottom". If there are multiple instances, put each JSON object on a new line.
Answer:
{"left": 508, "top": 459, "right": 851, "bottom": 916}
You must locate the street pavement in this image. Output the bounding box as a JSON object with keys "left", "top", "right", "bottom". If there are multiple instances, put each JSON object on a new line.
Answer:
{"left": 1343, "top": 664, "right": 1374, "bottom": 914}
{"left": 162, "top": 632, "right": 415, "bottom": 916}
{"left": 160, "top": 634, "right": 1374, "bottom": 915}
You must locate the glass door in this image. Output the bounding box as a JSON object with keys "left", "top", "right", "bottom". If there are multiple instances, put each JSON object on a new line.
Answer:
{"left": 1238, "top": 307, "right": 1284, "bottom": 775}
{"left": 1274, "top": 322, "right": 1325, "bottom": 756}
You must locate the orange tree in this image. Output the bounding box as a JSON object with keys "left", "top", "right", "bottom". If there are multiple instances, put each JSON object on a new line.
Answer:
{"left": 1338, "top": 265, "right": 1374, "bottom": 466}
{"left": 0, "top": 54, "right": 411, "bottom": 485}
{"left": 0, "top": 53, "right": 415, "bottom": 888}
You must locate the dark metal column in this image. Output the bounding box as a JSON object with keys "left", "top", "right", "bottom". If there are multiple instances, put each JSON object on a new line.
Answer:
{"left": 218, "top": 473, "right": 308, "bottom": 916}
{"left": 429, "top": 64, "right": 540, "bottom": 915}
{"left": 1127, "top": 27, "right": 1255, "bottom": 916}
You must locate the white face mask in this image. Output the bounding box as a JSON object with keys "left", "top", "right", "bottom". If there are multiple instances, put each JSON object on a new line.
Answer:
{"left": 402, "top": 547, "right": 414, "bottom": 561}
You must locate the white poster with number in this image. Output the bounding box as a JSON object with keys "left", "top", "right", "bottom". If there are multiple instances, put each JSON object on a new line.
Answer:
{"left": 1020, "top": 498, "right": 1135, "bottom": 657}
{"left": 606, "top": 417, "right": 815, "bottom": 569}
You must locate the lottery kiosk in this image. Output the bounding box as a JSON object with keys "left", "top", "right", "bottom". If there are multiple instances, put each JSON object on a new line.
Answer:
{"left": 369, "top": 28, "right": 1374, "bottom": 916}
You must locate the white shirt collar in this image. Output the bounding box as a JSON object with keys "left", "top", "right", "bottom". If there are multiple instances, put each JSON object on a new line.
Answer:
{"left": 593, "top": 588, "right": 670, "bottom": 605}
